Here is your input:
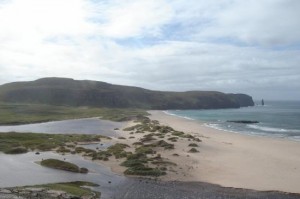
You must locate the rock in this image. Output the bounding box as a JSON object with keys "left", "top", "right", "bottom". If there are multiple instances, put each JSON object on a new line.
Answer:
{"left": 227, "top": 120, "right": 259, "bottom": 124}
{"left": 0, "top": 193, "right": 25, "bottom": 199}
{"left": 80, "top": 167, "right": 89, "bottom": 173}
{"left": 0, "top": 186, "right": 96, "bottom": 199}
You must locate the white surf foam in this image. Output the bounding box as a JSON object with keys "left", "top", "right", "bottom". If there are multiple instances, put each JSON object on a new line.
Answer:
{"left": 247, "top": 124, "right": 300, "bottom": 133}
{"left": 163, "top": 111, "right": 195, "bottom": 120}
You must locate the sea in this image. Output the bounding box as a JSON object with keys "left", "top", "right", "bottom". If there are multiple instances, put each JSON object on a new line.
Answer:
{"left": 166, "top": 101, "right": 300, "bottom": 141}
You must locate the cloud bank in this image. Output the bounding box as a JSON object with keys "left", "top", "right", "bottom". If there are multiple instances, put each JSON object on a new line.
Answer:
{"left": 0, "top": 0, "right": 299, "bottom": 100}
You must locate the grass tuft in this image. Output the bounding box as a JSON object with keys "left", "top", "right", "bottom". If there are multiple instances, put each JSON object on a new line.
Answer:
{"left": 40, "top": 159, "right": 88, "bottom": 173}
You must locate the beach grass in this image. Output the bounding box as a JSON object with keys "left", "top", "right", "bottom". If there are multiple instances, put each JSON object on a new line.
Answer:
{"left": 124, "top": 165, "right": 166, "bottom": 176}
{"left": 4, "top": 146, "right": 28, "bottom": 154}
{"left": 0, "top": 132, "right": 108, "bottom": 154}
{"left": 32, "top": 181, "right": 100, "bottom": 198}
{"left": 40, "top": 159, "right": 88, "bottom": 173}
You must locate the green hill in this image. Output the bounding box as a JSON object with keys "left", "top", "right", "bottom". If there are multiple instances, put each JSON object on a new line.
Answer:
{"left": 0, "top": 77, "right": 254, "bottom": 109}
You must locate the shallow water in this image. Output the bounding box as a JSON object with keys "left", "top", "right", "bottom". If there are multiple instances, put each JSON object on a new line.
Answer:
{"left": 0, "top": 118, "right": 126, "bottom": 198}
{"left": 0, "top": 152, "right": 126, "bottom": 198}
{"left": 80, "top": 142, "right": 112, "bottom": 151}
{"left": 0, "top": 118, "right": 124, "bottom": 137}
{"left": 167, "top": 101, "right": 300, "bottom": 141}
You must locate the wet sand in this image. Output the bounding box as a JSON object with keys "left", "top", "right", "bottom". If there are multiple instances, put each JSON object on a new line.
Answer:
{"left": 113, "top": 178, "right": 300, "bottom": 199}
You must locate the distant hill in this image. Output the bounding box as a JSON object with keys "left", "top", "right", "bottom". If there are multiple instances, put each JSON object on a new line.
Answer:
{"left": 0, "top": 77, "right": 254, "bottom": 109}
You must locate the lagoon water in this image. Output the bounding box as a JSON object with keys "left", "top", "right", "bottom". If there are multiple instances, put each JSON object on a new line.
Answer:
{"left": 0, "top": 118, "right": 126, "bottom": 198}
{"left": 0, "top": 118, "right": 124, "bottom": 137}
{"left": 167, "top": 101, "right": 300, "bottom": 141}
{"left": 0, "top": 152, "right": 126, "bottom": 198}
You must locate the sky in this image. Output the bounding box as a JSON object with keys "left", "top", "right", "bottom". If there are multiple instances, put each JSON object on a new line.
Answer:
{"left": 0, "top": 0, "right": 299, "bottom": 100}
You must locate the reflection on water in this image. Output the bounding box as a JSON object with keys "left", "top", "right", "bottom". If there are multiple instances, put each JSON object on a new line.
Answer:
{"left": 0, "top": 152, "right": 126, "bottom": 198}
{"left": 0, "top": 118, "right": 127, "bottom": 198}
{"left": 80, "top": 142, "right": 112, "bottom": 151}
{"left": 0, "top": 118, "right": 124, "bottom": 137}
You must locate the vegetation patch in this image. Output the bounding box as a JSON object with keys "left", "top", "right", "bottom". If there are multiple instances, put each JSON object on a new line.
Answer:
{"left": 0, "top": 132, "right": 107, "bottom": 154}
{"left": 123, "top": 124, "right": 143, "bottom": 131}
{"left": 188, "top": 143, "right": 199, "bottom": 147}
{"left": 124, "top": 165, "right": 166, "bottom": 177}
{"left": 91, "top": 150, "right": 112, "bottom": 161}
{"left": 120, "top": 147, "right": 167, "bottom": 177}
{"left": 0, "top": 102, "right": 149, "bottom": 125}
{"left": 107, "top": 143, "right": 130, "bottom": 159}
{"left": 140, "top": 134, "right": 156, "bottom": 142}
{"left": 4, "top": 147, "right": 28, "bottom": 154}
{"left": 33, "top": 181, "right": 100, "bottom": 198}
{"left": 56, "top": 146, "right": 71, "bottom": 153}
{"left": 183, "top": 134, "right": 196, "bottom": 139}
{"left": 124, "top": 118, "right": 202, "bottom": 144}
{"left": 168, "top": 137, "right": 178, "bottom": 142}
{"left": 89, "top": 143, "right": 131, "bottom": 161}
{"left": 135, "top": 146, "right": 156, "bottom": 154}
{"left": 133, "top": 141, "right": 143, "bottom": 146}
{"left": 188, "top": 148, "right": 199, "bottom": 153}
{"left": 193, "top": 138, "right": 202, "bottom": 142}
{"left": 121, "top": 145, "right": 167, "bottom": 177}
{"left": 75, "top": 146, "right": 96, "bottom": 154}
{"left": 121, "top": 159, "right": 147, "bottom": 168}
{"left": 171, "top": 131, "right": 185, "bottom": 137}
{"left": 40, "top": 159, "right": 89, "bottom": 173}
{"left": 121, "top": 153, "right": 149, "bottom": 167}
{"left": 151, "top": 160, "right": 177, "bottom": 166}
{"left": 152, "top": 140, "right": 174, "bottom": 150}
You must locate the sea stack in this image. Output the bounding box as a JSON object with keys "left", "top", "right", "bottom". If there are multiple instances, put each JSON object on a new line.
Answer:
{"left": 262, "top": 99, "right": 264, "bottom": 106}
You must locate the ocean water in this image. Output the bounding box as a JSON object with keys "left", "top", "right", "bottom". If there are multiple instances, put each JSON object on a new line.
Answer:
{"left": 167, "top": 101, "right": 300, "bottom": 141}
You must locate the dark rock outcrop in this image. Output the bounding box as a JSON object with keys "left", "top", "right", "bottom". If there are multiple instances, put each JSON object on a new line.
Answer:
{"left": 227, "top": 120, "right": 259, "bottom": 124}
{"left": 227, "top": 93, "right": 255, "bottom": 107}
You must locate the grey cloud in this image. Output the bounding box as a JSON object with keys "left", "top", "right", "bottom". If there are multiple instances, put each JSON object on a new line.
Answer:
{"left": 192, "top": 0, "right": 300, "bottom": 46}
{"left": 0, "top": 0, "right": 299, "bottom": 100}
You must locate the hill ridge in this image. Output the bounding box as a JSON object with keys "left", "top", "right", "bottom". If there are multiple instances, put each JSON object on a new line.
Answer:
{"left": 0, "top": 77, "right": 254, "bottom": 109}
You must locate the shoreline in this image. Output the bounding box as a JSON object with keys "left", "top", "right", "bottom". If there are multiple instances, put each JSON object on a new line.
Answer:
{"left": 147, "top": 110, "right": 300, "bottom": 194}
{"left": 1, "top": 112, "right": 299, "bottom": 195}
{"left": 0, "top": 117, "right": 104, "bottom": 126}
{"left": 163, "top": 110, "right": 300, "bottom": 142}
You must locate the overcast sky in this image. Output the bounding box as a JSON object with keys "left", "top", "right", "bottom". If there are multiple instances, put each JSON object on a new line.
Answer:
{"left": 0, "top": 0, "right": 299, "bottom": 100}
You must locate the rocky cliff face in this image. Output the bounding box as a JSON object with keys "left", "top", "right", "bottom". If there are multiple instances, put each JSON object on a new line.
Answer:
{"left": 227, "top": 94, "right": 255, "bottom": 107}
{"left": 0, "top": 78, "right": 254, "bottom": 109}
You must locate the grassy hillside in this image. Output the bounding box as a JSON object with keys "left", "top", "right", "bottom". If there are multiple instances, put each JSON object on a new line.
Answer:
{"left": 0, "top": 103, "right": 148, "bottom": 125}
{"left": 0, "top": 77, "right": 254, "bottom": 109}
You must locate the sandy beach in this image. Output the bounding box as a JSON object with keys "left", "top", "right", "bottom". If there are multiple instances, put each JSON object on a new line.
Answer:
{"left": 146, "top": 110, "right": 300, "bottom": 194}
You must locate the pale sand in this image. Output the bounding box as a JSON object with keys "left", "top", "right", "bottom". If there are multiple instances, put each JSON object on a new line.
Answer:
{"left": 97, "top": 111, "right": 300, "bottom": 194}
{"left": 148, "top": 110, "right": 300, "bottom": 194}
